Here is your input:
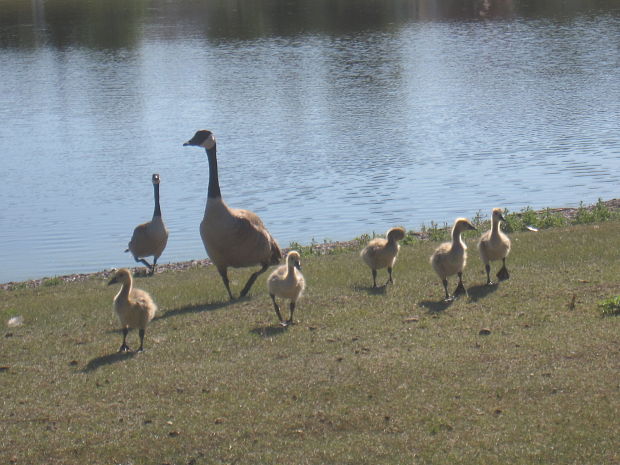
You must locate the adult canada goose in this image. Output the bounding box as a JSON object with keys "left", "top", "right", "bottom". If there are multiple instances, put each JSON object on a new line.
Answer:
{"left": 108, "top": 268, "right": 157, "bottom": 352}
{"left": 183, "top": 130, "right": 282, "bottom": 300}
{"left": 430, "top": 218, "right": 477, "bottom": 301}
{"left": 267, "top": 250, "right": 306, "bottom": 326}
{"left": 125, "top": 173, "right": 169, "bottom": 275}
{"left": 478, "top": 208, "right": 511, "bottom": 285}
{"left": 360, "top": 226, "right": 406, "bottom": 288}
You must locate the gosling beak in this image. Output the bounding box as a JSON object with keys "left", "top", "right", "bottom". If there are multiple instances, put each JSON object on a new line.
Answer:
{"left": 294, "top": 261, "right": 302, "bottom": 271}
{"left": 108, "top": 276, "right": 118, "bottom": 286}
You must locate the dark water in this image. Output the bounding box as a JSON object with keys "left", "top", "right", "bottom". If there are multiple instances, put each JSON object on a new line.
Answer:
{"left": 1, "top": 0, "right": 619, "bottom": 283}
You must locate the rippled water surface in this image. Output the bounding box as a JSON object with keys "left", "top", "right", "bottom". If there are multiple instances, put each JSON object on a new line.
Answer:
{"left": 1, "top": 0, "right": 619, "bottom": 283}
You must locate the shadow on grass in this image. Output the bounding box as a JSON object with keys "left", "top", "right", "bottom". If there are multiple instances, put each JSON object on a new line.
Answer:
{"left": 250, "top": 325, "right": 289, "bottom": 338}
{"left": 352, "top": 284, "right": 389, "bottom": 295}
{"left": 467, "top": 283, "right": 499, "bottom": 302}
{"left": 82, "top": 351, "right": 137, "bottom": 373}
{"left": 417, "top": 299, "right": 454, "bottom": 313}
{"left": 155, "top": 300, "right": 233, "bottom": 321}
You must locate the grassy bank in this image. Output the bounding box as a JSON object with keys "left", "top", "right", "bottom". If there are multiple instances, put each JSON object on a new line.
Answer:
{"left": 1, "top": 217, "right": 620, "bottom": 464}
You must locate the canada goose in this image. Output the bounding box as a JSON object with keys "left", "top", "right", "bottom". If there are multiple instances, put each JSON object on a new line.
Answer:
{"left": 478, "top": 208, "right": 511, "bottom": 285}
{"left": 108, "top": 268, "right": 157, "bottom": 352}
{"left": 360, "top": 226, "right": 406, "bottom": 288}
{"left": 125, "top": 173, "right": 169, "bottom": 275}
{"left": 267, "top": 250, "right": 305, "bottom": 326}
{"left": 183, "top": 130, "right": 282, "bottom": 300}
{"left": 430, "top": 218, "right": 477, "bottom": 301}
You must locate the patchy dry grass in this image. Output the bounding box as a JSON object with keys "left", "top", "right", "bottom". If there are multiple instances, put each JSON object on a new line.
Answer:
{"left": 1, "top": 221, "right": 620, "bottom": 464}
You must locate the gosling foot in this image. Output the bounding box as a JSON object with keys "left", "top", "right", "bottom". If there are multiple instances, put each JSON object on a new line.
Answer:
{"left": 453, "top": 281, "right": 467, "bottom": 297}
{"left": 496, "top": 266, "right": 510, "bottom": 282}
{"left": 118, "top": 344, "right": 131, "bottom": 353}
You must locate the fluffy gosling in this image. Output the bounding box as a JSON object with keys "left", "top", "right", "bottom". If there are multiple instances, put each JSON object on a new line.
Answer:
{"left": 360, "top": 226, "right": 406, "bottom": 288}
{"left": 430, "top": 218, "right": 477, "bottom": 301}
{"left": 108, "top": 268, "right": 157, "bottom": 352}
{"left": 478, "top": 208, "right": 511, "bottom": 285}
{"left": 267, "top": 250, "right": 305, "bottom": 326}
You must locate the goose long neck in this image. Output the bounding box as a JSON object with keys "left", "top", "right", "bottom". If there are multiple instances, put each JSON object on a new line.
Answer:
{"left": 153, "top": 183, "right": 162, "bottom": 217}
{"left": 206, "top": 144, "right": 221, "bottom": 199}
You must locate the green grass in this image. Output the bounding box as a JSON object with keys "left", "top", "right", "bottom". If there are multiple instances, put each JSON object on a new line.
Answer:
{"left": 2, "top": 220, "right": 620, "bottom": 464}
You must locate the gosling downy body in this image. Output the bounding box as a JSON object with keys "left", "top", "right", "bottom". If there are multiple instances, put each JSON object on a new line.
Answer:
{"left": 360, "top": 226, "right": 406, "bottom": 288}
{"left": 478, "top": 208, "right": 511, "bottom": 285}
{"left": 108, "top": 268, "right": 157, "bottom": 352}
{"left": 183, "top": 130, "right": 282, "bottom": 300}
{"left": 125, "top": 173, "right": 169, "bottom": 275}
{"left": 267, "top": 250, "right": 305, "bottom": 326}
{"left": 430, "top": 218, "right": 477, "bottom": 301}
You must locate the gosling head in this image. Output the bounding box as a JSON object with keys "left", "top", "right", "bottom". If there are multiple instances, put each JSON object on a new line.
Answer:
{"left": 386, "top": 226, "right": 406, "bottom": 243}
{"left": 183, "top": 130, "right": 216, "bottom": 150}
{"left": 453, "top": 218, "right": 477, "bottom": 234}
{"left": 108, "top": 268, "right": 132, "bottom": 286}
{"left": 287, "top": 251, "right": 302, "bottom": 270}
{"left": 152, "top": 173, "right": 161, "bottom": 185}
{"left": 492, "top": 208, "right": 506, "bottom": 222}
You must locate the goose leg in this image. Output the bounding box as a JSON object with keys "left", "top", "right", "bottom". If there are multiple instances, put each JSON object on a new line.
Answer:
{"left": 386, "top": 267, "right": 394, "bottom": 286}
{"left": 371, "top": 269, "right": 377, "bottom": 288}
{"left": 454, "top": 272, "right": 467, "bottom": 297}
{"left": 287, "top": 301, "right": 296, "bottom": 325}
{"left": 497, "top": 258, "right": 510, "bottom": 281}
{"left": 271, "top": 294, "right": 286, "bottom": 326}
{"left": 240, "top": 264, "right": 269, "bottom": 297}
{"left": 149, "top": 258, "right": 158, "bottom": 276}
{"left": 137, "top": 329, "right": 146, "bottom": 352}
{"left": 119, "top": 328, "right": 131, "bottom": 352}
{"left": 133, "top": 255, "right": 153, "bottom": 271}
{"left": 217, "top": 267, "right": 235, "bottom": 301}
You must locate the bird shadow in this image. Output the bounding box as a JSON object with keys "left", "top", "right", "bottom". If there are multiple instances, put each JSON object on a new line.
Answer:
{"left": 155, "top": 300, "right": 233, "bottom": 321}
{"left": 352, "top": 284, "right": 389, "bottom": 295}
{"left": 250, "top": 324, "right": 289, "bottom": 338}
{"left": 417, "top": 299, "right": 454, "bottom": 314}
{"left": 467, "top": 283, "right": 499, "bottom": 302}
{"left": 81, "top": 351, "right": 137, "bottom": 373}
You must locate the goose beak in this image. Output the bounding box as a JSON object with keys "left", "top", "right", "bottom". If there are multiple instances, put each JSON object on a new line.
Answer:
{"left": 183, "top": 141, "right": 191, "bottom": 146}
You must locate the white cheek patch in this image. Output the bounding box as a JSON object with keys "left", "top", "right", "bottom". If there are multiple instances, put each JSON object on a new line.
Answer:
{"left": 202, "top": 134, "right": 216, "bottom": 149}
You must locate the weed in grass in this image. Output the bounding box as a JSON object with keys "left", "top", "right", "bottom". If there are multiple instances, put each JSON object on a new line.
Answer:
{"left": 598, "top": 295, "right": 620, "bottom": 316}
{"left": 42, "top": 276, "right": 63, "bottom": 287}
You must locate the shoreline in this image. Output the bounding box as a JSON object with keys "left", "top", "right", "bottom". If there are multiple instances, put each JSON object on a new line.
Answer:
{"left": 2, "top": 198, "right": 619, "bottom": 291}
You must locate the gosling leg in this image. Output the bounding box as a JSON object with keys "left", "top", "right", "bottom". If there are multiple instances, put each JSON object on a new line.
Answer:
{"left": 371, "top": 269, "right": 378, "bottom": 288}
{"left": 453, "top": 272, "right": 467, "bottom": 297}
{"left": 137, "top": 329, "right": 146, "bottom": 352}
{"left": 496, "top": 258, "right": 510, "bottom": 281}
{"left": 442, "top": 279, "right": 453, "bottom": 302}
{"left": 287, "top": 301, "right": 296, "bottom": 325}
{"left": 119, "top": 328, "right": 131, "bottom": 352}
{"left": 485, "top": 264, "right": 495, "bottom": 285}
{"left": 386, "top": 267, "right": 394, "bottom": 286}
{"left": 240, "top": 264, "right": 269, "bottom": 297}
{"left": 270, "top": 294, "right": 286, "bottom": 326}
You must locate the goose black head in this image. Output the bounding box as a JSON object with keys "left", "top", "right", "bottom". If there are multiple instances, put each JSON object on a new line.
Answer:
{"left": 183, "top": 130, "right": 215, "bottom": 149}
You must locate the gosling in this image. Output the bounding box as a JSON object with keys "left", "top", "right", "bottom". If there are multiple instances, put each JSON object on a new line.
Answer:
{"left": 267, "top": 250, "right": 305, "bottom": 326}
{"left": 108, "top": 268, "right": 157, "bottom": 352}
{"left": 360, "top": 226, "right": 406, "bottom": 288}
{"left": 430, "top": 218, "right": 477, "bottom": 301}
{"left": 478, "top": 207, "right": 511, "bottom": 285}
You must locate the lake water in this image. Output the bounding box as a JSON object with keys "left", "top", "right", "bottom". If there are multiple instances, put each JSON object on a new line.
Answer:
{"left": 1, "top": 0, "right": 619, "bottom": 283}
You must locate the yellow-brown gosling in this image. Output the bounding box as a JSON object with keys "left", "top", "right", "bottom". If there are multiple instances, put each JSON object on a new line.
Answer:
{"left": 430, "top": 218, "right": 477, "bottom": 301}
{"left": 478, "top": 207, "right": 511, "bottom": 285}
{"left": 125, "top": 173, "right": 169, "bottom": 275}
{"left": 267, "top": 250, "right": 305, "bottom": 326}
{"left": 108, "top": 268, "right": 157, "bottom": 352}
{"left": 360, "top": 226, "right": 406, "bottom": 288}
{"left": 183, "top": 130, "right": 282, "bottom": 300}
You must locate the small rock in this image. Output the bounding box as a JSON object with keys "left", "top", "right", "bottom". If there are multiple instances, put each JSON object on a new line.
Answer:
{"left": 7, "top": 316, "right": 23, "bottom": 328}
{"left": 479, "top": 328, "right": 491, "bottom": 336}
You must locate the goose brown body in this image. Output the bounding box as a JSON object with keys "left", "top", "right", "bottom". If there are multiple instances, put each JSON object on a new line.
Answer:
{"left": 184, "top": 130, "right": 281, "bottom": 300}
{"left": 126, "top": 174, "right": 169, "bottom": 275}
{"left": 108, "top": 268, "right": 157, "bottom": 352}
{"left": 360, "top": 226, "right": 406, "bottom": 287}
